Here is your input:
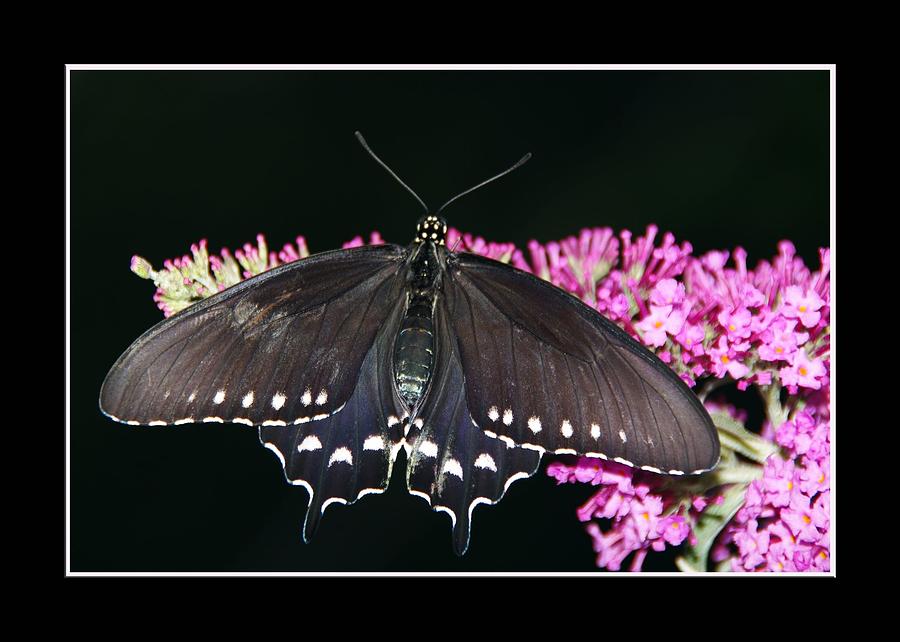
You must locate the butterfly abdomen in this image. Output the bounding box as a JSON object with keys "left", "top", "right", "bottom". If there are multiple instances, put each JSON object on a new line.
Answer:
{"left": 394, "top": 292, "right": 436, "bottom": 408}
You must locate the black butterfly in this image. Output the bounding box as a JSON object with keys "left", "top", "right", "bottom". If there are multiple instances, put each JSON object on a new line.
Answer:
{"left": 100, "top": 133, "right": 719, "bottom": 555}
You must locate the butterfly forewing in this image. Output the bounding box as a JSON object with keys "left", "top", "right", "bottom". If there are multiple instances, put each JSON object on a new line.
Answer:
{"left": 100, "top": 244, "right": 407, "bottom": 427}
{"left": 446, "top": 252, "right": 719, "bottom": 475}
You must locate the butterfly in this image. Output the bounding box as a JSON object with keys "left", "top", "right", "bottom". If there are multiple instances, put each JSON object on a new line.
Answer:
{"left": 100, "top": 132, "right": 719, "bottom": 555}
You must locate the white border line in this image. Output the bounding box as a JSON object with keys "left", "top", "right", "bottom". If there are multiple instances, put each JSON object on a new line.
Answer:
{"left": 67, "top": 63, "right": 836, "bottom": 577}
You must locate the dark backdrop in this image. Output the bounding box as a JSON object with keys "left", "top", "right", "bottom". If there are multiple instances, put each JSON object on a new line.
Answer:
{"left": 70, "top": 69, "right": 829, "bottom": 572}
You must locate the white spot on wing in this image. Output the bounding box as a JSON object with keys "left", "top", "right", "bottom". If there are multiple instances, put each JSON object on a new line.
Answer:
{"left": 488, "top": 406, "right": 499, "bottom": 422}
{"left": 554, "top": 448, "right": 577, "bottom": 455}
{"left": 298, "top": 435, "right": 322, "bottom": 452}
{"left": 668, "top": 469, "right": 685, "bottom": 476}
{"left": 387, "top": 415, "right": 400, "bottom": 427}
{"left": 233, "top": 418, "right": 253, "bottom": 426}
{"left": 474, "top": 453, "right": 497, "bottom": 472}
{"left": 363, "top": 435, "right": 385, "bottom": 451}
{"left": 148, "top": 421, "right": 166, "bottom": 426}
{"left": 203, "top": 416, "right": 224, "bottom": 423}
{"left": 261, "top": 420, "right": 286, "bottom": 426}
{"left": 301, "top": 389, "right": 312, "bottom": 406}
{"left": 502, "top": 408, "right": 513, "bottom": 426}
{"left": 618, "top": 429, "right": 627, "bottom": 443}
{"left": 443, "top": 459, "right": 464, "bottom": 479}
{"left": 561, "top": 419, "right": 574, "bottom": 438}
{"left": 242, "top": 391, "right": 254, "bottom": 408}
{"left": 315, "top": 389, "right": 328, "bottom": 406}
{"left": 188, "top": 391, "right": 196, "bottom": 403}
{"left": 591, "top": 423, "right": 601, "bottom": 439}
{"left": 213, "top": 389, "right": 226, "bottom": 404}
{"left": 294, "top": 416, "right": 310, "bottom": 424}
{"left": 528, "top": 416, "right": 542, "bottom": 433}
{"left": 174, "top": 418, "right": 193, "bottom": 425}
{"left": 414, "top": 418, "right": 423, "bottom": 429}
{"left": 419, "top": 440, "right": 438, "bottom": 458}
{"left": 272, "top": 393, "right": 287, "bottom": 410}
{"left": 613, "top": 457, "right": 634, "bottom": 467}
{"left": 328, "top": 447, "right": 353, "bottom": 467}
{"left": 484, "top": 429, "right": 498, "bottom": 439}
{"left": 641, "top": 465, "right": 663, "bottom": 474}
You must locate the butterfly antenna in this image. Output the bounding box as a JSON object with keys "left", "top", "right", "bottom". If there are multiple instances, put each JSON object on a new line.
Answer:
{"left": 355, "top": 131, "right": 429, "bottom": 215}
{"left": 436, "top": 152, "right": 532, "bottom": 216}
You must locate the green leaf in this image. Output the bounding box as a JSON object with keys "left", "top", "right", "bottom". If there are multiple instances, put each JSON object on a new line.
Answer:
{"left": 712, "top": 413, "right": 779, "bottom": 464}
{"left": 675, "top": 483, "right": 748, "bottom": 572}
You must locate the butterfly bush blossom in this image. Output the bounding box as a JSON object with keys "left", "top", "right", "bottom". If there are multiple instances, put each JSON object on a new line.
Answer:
{"left": 130, "top": 224, "right": 831, "bottom": 572}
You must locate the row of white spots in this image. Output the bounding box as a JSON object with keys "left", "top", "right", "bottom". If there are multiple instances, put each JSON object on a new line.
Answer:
{"left": 491, "top": 409, "right": 606, "bottom": 444}
{"left": 186, "top": 388, "right": 332, "bottom": 411}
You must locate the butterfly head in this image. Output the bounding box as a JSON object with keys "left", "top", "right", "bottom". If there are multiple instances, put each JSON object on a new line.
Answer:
{"left": 416, "top": 215, "right": 448, "bottom": 246}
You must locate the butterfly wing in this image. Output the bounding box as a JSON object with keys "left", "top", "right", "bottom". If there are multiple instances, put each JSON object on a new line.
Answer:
{"left": 259, "top": 300, "right": 407, "bottom": 541}
{"left": 405, "top": 300, "right": 541, "bottom": 555}
{"left": 100, "top": 244, "right": 407, "bottom": 427}
{"left": 445, "top": 252, "right": 719, "bottom": 476}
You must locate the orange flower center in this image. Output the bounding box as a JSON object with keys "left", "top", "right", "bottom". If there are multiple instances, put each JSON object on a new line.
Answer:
{"left": 642, "top": 512, "right": 650, "bottom": 521}
{"left": 775, "top": 346, "right": 783, "bottom": 354}
{"left": 721, "top": 355, "right": 730, "bottom": 364}
{"left": 819, "top": 473, "right": 826, "bottom": 483}
{"left": 799, "top": 305, "right": 808, "bottom": 312}
{"left": 729, "top": 324, "right": 736, "bottom": 331}
{"left": 799, "top": 366, "right": 808, "bottom": 376}
{"left": 787, "top": 481, "right": 793, "bottom": 491}
{"left": 654, "top": 321, "right": 663, "bottom": 329}
{"left": 803, "top": 515, "right": 811, "bottom": 525}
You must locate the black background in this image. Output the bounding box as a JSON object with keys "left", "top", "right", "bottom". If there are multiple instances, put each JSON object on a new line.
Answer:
{"left": 70, "top": 69, "right": 830, "bottom": 572}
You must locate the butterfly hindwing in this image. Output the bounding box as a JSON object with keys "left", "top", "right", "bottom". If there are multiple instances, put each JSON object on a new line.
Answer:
{"left": 100, "top": 244, "right": 407, "bottom": 427}
{"left": 405, "top": 302, "right": 541, "bottom": 555}
{"left": 445, "top": 251, "right": 719, "bottom": 475}
{"left": 259, "top": 303, "right": 407, "bottom": 541}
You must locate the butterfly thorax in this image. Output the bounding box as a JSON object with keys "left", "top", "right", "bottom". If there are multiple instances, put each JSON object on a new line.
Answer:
{"left": 393, "top": 239, "right": 441, "bottom": 410}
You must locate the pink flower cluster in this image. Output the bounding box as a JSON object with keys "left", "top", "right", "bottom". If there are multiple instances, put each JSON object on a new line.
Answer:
{"left": 716, "top": 406, "right": 831, "bottom": 572}
{"left": 547, "top": 458, "right": 712, "bottom": 571}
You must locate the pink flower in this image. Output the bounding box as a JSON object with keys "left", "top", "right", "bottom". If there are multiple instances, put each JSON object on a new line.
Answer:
{"left": 636, "top": 305, "right": 685, "bottom": 347}
{"left": 649, "top": 278, "right": 686, "bottom": 307}
{"left": 759, "top": 318, "right": 808, "bottom": 363}
{"left": 781, "top": 494, "right": 823, "bottom": 544}
{"left": 779, "top": 350, "right": 827, "bottom": 390}
{"left": 717, "top": 307, "right": 753, "bottom": 341}
{"left": 782, "top": 286, "right": 825, "bottom": 328}
{"left": 707, "top": 336, "right": 750, "bottom": 379}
